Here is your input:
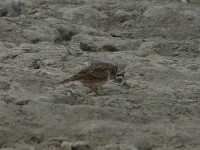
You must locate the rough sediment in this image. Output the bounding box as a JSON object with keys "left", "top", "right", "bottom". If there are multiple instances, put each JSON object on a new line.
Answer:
{"left": 0, "top": 0, "right": 200, "bottom": 149}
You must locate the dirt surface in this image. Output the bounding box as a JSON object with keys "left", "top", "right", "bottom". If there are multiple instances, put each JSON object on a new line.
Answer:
{"left": 0, "top": 0, "right": 200, "bottom": 150}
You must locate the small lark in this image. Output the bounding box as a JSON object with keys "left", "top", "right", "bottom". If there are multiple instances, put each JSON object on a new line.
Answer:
{"left": 60, "top": 62, "right": 118, "bottom": 95}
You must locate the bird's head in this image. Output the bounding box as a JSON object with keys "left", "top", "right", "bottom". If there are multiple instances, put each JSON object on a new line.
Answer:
{"left": 109, "top": 64, "right": 118, "bottom": 81}
{"left": 112, "top": 64, "right": 118, "bottom": 76}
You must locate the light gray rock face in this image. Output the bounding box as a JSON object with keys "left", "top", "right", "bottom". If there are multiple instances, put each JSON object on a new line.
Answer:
{"left": 0, "top": 0, "right": 200, "bottom": 150}
{"left": 69, "top": 34, "right": 141, "bottom": 54}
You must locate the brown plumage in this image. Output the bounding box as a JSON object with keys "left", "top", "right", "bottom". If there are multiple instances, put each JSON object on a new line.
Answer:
{"left": 60, "top": 62, "right": 118, "bottom": 95}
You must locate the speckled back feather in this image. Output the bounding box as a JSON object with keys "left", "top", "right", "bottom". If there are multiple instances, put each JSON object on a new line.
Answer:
{"left": 60, "top": 62, "right": 117, "bottom": 83}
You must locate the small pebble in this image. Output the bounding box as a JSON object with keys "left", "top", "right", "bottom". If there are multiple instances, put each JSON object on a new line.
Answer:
{"left": 72, "top": 141, "right": 90, "bottom": 150}
{"left": 61, "top": 141, "right": 73, "bottom": 150}
{"left": 188, "top": 65, "right": 199, "bottom": 70}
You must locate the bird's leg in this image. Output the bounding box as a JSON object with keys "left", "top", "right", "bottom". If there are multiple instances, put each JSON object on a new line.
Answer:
{"left": 113, "top": 75, "right": 117, "bottom": 82}
{"left": 86, "top": 89, "right": 93, "bottom": 94}
{"left": 89, "top": 87, "right": 100, "bottom": 96}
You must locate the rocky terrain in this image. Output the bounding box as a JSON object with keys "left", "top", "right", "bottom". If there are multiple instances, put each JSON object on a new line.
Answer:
{"left": 0, "top": 0, "right": 200, "bottom": 149}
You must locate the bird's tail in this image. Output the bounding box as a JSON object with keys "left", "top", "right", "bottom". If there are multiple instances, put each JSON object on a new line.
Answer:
{"left": 60, "top": 78, "right": 74, "bottom": 84}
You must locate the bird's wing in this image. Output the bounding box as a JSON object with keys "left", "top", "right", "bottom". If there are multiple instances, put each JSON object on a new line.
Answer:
{"left": 71, "top": 64, "right": 109, "bottom": 80}
{"left": 88, "top": 64, "right": 109, "bottom": 79}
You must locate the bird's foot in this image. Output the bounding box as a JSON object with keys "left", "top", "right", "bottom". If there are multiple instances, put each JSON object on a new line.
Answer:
{"left": 89, "top": 87, "right": 100, "bottom": 96}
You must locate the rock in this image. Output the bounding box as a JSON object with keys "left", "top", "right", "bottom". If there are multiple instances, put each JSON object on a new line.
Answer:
{"left": 58, "top": 5, "right": 108, "bottom": 25}
{"left": 138, "top": 41, "right": 157, "bottom": 52}
{"left": 188, "top": 64, "right": 199, "bottom": 70}
{"left": 153, "top": 41, "right": 200, "bottom": 58}
{"left": 0, "top": 0, "right": 21, "bottom": 17}
{"left": 64, "top": 0, "right": 86, "bottom": 5}
{"left": 0, "top": 80, "right": 11, "bottom": 91}
{"left": 0, "top": 145, "right": 35, "bottom": 150}
{"left": 114, "top": 10, "right": 133, "bottom": 23}
{"left": 15, "top": 145, "right": 35, "bottom": 150}
{"left": 0, "top": 7, "right": 8, "bottom": 17}
{"left": 23, "top": 25, "right": 60, "bottom": 43}
{"left": 181, "top": 0, "right": 188, "bottom": 2}
{"left": 14, "top": 99, "right": 30, "bottom": 105}
{"left": 78, "top": 25, "right": 110, "bottom": 37}
{"left": 61, "top": 141, "right": 73, "bottom": 150}
{"left": 138, "top": 40, "right": 200, "bottom": 58}
{"left": 0, "top": 0, "right": 200, "bottom": 150}
{"left": 72, "top": 141, "right": 90, "bottom": 150}
{"left": 44, "top": 18, "right": 78, "bottom": 41}
{"left": 10, "top": 0, "right": 22, "bottom": 17}
{"left": 79, "top": 42, "right": 97, "bottom": 52}
{"left": 143, "top": 4, "right": 176, "bottom": 18}
{"left": 70, "top": 34, "right": 141, "bottom": 53}
{"left": 45, "top": 18, "right": 109, "bottom": 38}
{"left": 133, "top": 51, "right": 149, "bottom": 57}
{"left": 105, "top": 144, "right": 138, "bottom": 150}
{"left": 101, "top": 45, "right": 118, "bottom": 52}
{"left": 0, "top": 19, "right": 24, "bottom": 43}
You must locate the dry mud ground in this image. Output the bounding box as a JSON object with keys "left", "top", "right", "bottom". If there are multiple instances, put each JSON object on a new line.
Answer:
{"left": 0, "top": 0, "right": 200, "bottom": 150}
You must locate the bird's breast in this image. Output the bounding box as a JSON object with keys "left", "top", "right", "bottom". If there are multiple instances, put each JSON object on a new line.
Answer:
{"left": 81, "top": 78, "right": 109, "bottom": 87}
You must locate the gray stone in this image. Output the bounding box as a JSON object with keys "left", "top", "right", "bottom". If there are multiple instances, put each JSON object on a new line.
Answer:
{"left": 61, "top": 141, "right": 73, "bottom": 150}
{"left": 23, "top": 25, "right": 60, "bottom": 43}
{"left": 188, "top": 64, "right": 199, "bottom": 70}
{"left": 72, "top": 141, "right": 90, "bottom": 150}
{"left": 70, "top": 34, "right": 141, "bottom": 53}
{"left": 15, "top": 145, "right": 35, "bottom": 150}
{"left": 0, "top": 0, "right": 199, "bottom": 150}
{"left": 105, "top": 144, "right": 138, "bottom": 150}
{"left": 114, "top": 10, "right": 133, "bottom": 23}
{"left": 0, "top": 7, "right": 8, "bottom": 17}
{"left": 58, "top": 5, "right": 108, "bottom": 22}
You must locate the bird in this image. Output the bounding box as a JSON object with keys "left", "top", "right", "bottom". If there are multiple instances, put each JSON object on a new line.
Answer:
{"left": 60, "top": 62, "right": 118, "bottom": 95}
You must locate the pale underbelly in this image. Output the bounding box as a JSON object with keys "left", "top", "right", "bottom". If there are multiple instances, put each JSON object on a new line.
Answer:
{"left": 81, "top": 76, "right": 110, "bottom": 88}
{"left": 82, "top": 80, "right": 108, "bottom": 87}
